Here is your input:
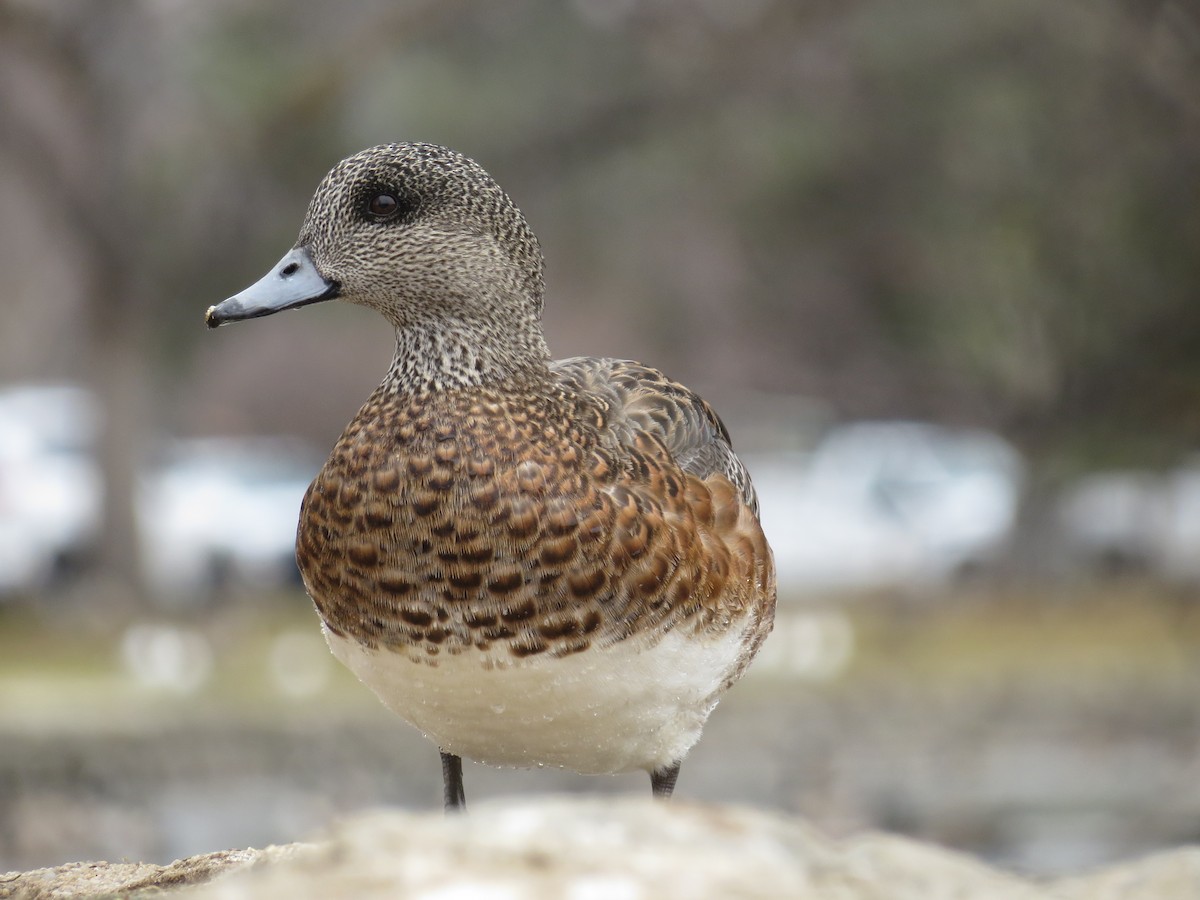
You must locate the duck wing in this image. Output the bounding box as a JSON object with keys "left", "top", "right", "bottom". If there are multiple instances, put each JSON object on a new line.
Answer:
{"left": 550, "top": 357, "right": 759, "bottom": 516}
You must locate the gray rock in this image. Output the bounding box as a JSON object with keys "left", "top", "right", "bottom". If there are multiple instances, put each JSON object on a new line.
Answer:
{"left": 2, "top": 798, "right": 1197, "bottom": 900}
{"left": 0, "top": 846, "right": 302, "bottom": 900}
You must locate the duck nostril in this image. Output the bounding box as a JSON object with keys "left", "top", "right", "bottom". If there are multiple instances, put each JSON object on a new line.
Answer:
{"left": 280, "top": 262, "right": 300, "bottom": 277}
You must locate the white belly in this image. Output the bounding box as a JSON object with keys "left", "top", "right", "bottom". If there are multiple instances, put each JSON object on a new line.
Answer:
{"left": 324, "top": 626, "right": 748, "bottom": 774}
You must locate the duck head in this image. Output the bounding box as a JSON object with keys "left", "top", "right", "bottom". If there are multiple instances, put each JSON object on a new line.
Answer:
{"left": 206, "top": 143, "right": 550, "bottom": 385}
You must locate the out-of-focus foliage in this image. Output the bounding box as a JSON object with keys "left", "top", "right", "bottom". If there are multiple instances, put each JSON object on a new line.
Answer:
{"left": 0, "top": 0, "right": 1198, "bottom": 590}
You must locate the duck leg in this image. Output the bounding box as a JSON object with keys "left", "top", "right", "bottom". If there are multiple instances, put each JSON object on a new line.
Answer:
{"left": 650, "top": 761, "right": 681, "bottom": 799}
{"left": 441, "top": 750, "right": 467, "bottom": 813}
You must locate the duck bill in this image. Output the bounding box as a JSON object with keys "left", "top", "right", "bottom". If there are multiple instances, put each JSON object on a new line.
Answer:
{"left": 206, "top": 247, "right": 339, "bottom": 328}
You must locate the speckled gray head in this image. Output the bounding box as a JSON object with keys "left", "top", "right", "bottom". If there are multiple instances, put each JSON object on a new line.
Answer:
{"left": 205, "top": 143, "right": 546, "bottom": 332}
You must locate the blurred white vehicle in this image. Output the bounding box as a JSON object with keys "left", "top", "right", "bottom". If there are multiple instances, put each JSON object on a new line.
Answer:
{"left": 747, "top": 421, "right": 1024, "bottom": 592}
{"left": 138, "top": 437, "right": 320, "bottom": 604}
{"left": 0, "top": 384, "right": 101, "bottom": 594}
{"left": 1058, "top": 461, "right": 1200, "bottom": 583}
{"left": 1055, "top": 471, "right": 1166, "bottom": 575}
{"left": 1157, "top": 462, "right": 1200, "bottom": 583}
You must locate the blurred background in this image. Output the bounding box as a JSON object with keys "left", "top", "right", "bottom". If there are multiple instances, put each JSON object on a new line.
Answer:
{"left": 2, "top": 0, "right": 1200, "bottom": 879}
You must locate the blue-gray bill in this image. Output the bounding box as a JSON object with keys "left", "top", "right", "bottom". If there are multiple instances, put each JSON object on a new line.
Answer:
{"left": 205, "top": 247, "right": 338, "bottom": 328}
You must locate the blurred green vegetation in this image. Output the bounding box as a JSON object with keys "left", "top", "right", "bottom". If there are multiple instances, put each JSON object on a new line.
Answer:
{"left": 2, "top": 582, "right": 1197, "bottom": 729}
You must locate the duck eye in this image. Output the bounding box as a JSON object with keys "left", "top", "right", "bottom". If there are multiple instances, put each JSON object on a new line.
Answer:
{"left": 367, "top": 193, "right": 401, "bottom": 218}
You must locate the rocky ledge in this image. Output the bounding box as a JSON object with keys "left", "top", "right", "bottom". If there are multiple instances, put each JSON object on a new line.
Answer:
{"left": 4, "top": 797, "right": 1199, "bottom": 900}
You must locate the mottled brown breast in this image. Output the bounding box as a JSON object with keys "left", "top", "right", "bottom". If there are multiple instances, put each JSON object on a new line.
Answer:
{"left": 296, "top": 370, "right": 775, "bottom": 668}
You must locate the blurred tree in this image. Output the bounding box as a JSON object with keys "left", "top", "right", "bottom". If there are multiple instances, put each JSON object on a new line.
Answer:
{"left": 0, "top": 0, "right": 160, "bottom": 602}
{"left": 0, "top": 0, "right": 475, "bottom": 600}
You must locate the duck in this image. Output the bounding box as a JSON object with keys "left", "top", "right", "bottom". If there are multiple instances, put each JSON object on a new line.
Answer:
{"left": 206, "top": 142, "right": 776, "bottom": 811}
